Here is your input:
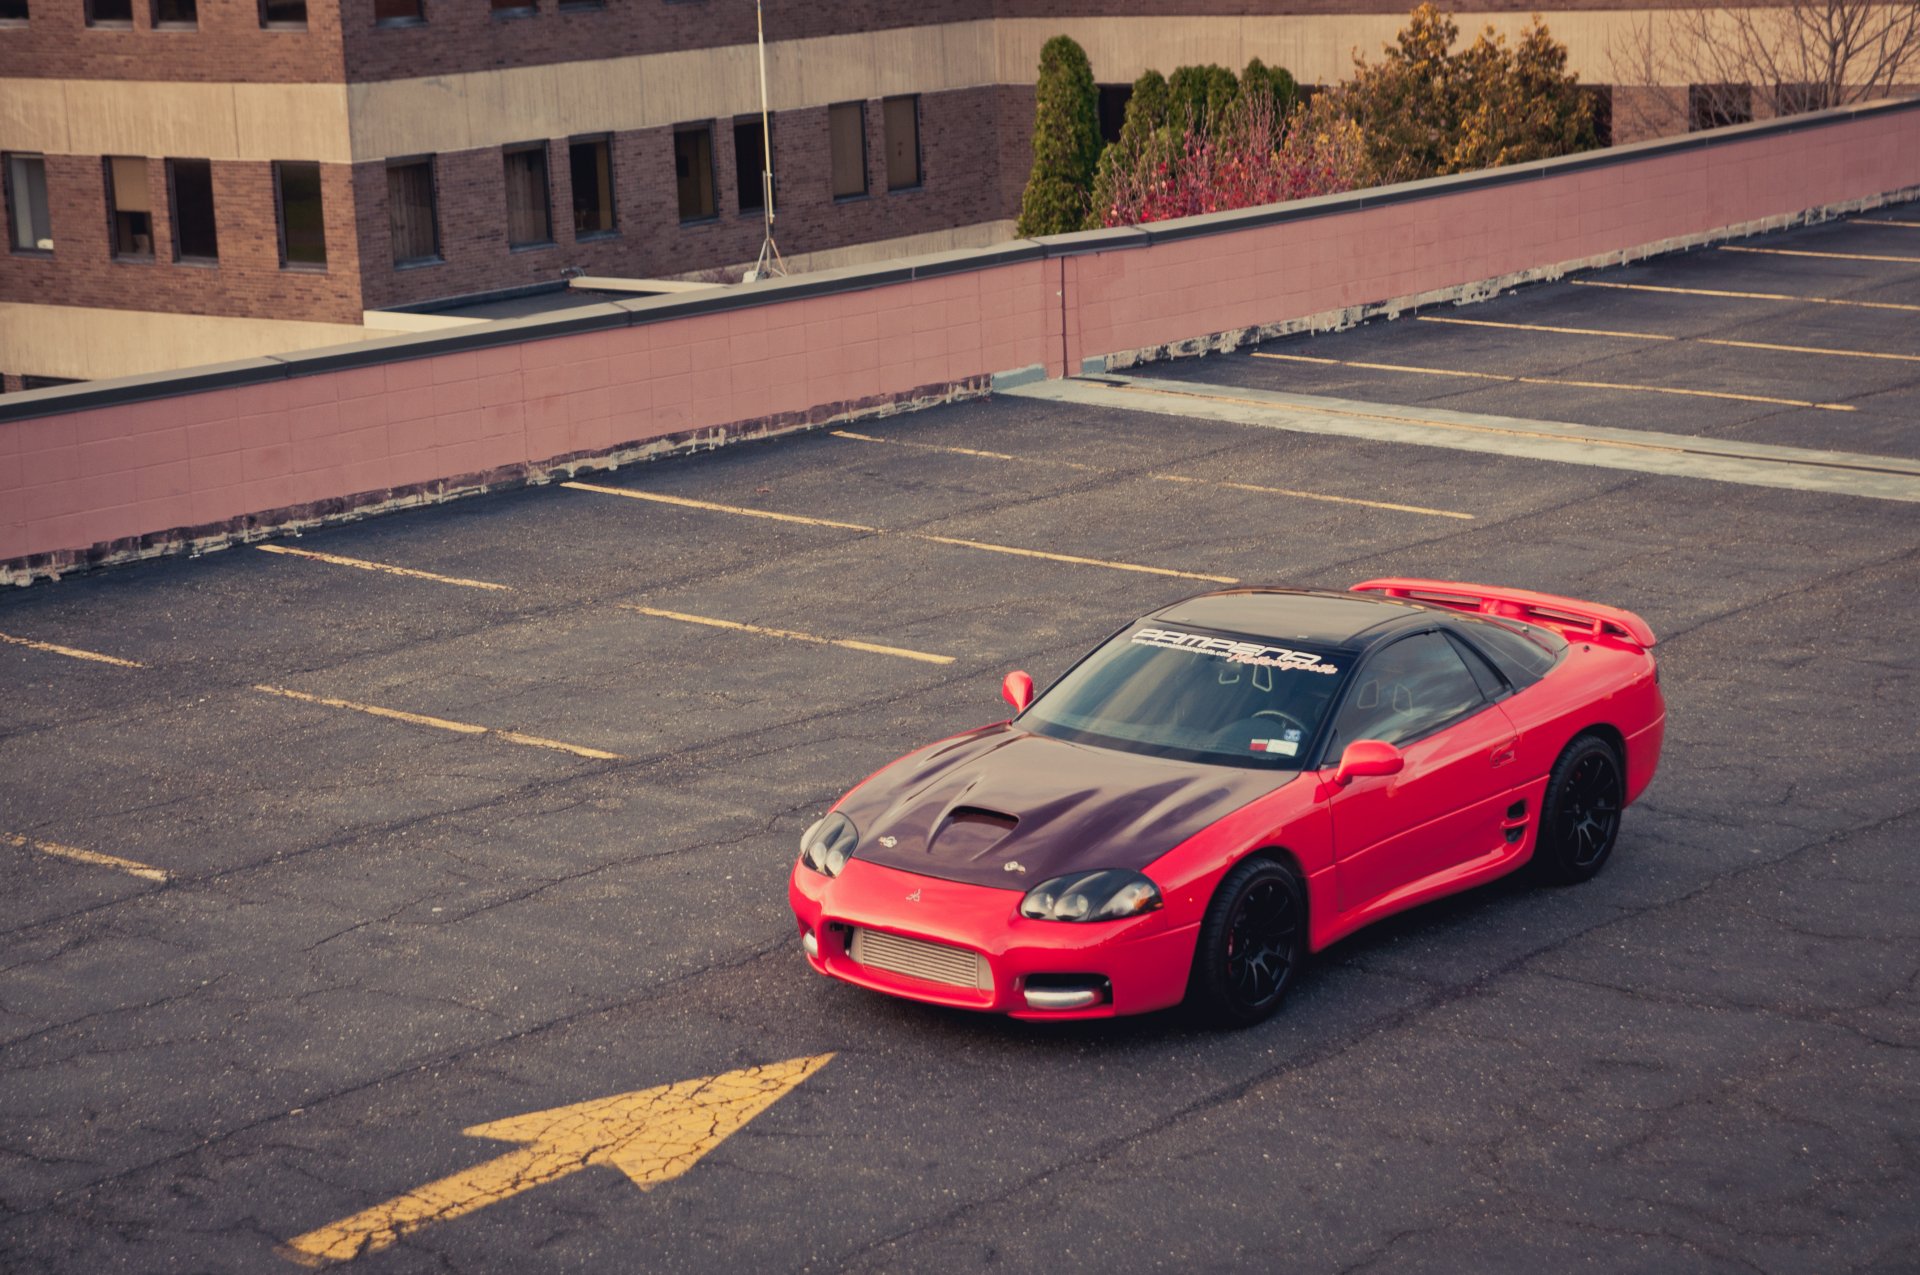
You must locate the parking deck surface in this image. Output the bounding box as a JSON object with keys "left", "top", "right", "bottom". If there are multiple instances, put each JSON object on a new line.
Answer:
{"left": 2, "top": 204, "right": 1916, "bottom": 1273}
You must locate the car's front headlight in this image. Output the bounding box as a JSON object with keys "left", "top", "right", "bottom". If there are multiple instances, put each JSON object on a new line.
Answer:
{"left": 798, "top": 812, "right": 858, "bottom": 877}
{"left": 1019, "top": 869, "right": 1163, "bottom": 922}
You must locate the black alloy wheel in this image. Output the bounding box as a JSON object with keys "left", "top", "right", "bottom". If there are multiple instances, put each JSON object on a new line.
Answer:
{"left": 1189, "top": 857, "right": 1307, "bottom": 1028}
{"left": 1531, "top": 734, "right": 1625, "bottom": 886}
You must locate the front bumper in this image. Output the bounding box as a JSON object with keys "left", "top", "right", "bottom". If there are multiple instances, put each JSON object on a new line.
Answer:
{"left": 789, "top": 858, "right": 1196, "bottom": 1020}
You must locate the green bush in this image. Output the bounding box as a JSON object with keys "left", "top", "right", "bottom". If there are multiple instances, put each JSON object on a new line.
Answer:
{"left": 1016, "top": 35, "right": 1104, "bottom": 236}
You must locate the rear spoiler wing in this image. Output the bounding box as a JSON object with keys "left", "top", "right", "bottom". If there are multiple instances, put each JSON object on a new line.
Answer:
{"left": 1350, "top": 578, "right": 1657, "bottom": 649}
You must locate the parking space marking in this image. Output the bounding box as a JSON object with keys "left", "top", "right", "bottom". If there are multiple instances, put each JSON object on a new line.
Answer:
{"left": 1721, "top": 245, "right": 1920, "bottom": 264}
{"left": 834, "top": 427, "right": 1471, "bottom": 518}
{"left": 561, "top": 481, "right": 880, "bottom": 532}
{"left": 283, "top": 1055, "right": 834, "bottom": 1266}
{"left": 256, "top": 544, "right": 512, "bottom": 591}
{"left": 1420, "top": 316, "right": 1672, "bottom": 341}
{"left": 567, "top": 480, "right": 1237, "bottom": 582}
{"left": 621, "top": 605, "right": 955, "bottom": 665}
{"left": 252, "top": 685, "right": 624, "bottom": 760}
{"left": 1851, "top": 219, "right": 1920, "bottom": 228}
{"left": 1250, "top": 351, "right": 1856, "bottom": 411}
{"left": 5, "top": 832, "right": 169, "bottom": 883}
{"left": 1418, "top": 316, "right": 1920, "bottom": 364}
{"left": 1570, "top": 279, "right": 1920, "bottom": 313}
{"left": 1150, "top": 473, "right": 1472, "bottom": 519}
{"left": 0, "top": 630, "right": 146, "bottom": 668}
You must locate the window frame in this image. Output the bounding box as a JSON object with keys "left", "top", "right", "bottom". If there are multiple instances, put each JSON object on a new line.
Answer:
{"left": 104, "top": 155, "right": 154, "bottom": 262}
{"left": 489, "top": 0, "right": 534, "bottom": 20}
{"left": 385, "top": 155, "right": 442, "bottom": 268}
{"left": 257, "top": 0, "right": 306, "bottom": 29}
{"left": 4, "top": 152, "right": 52, "bottom": 257}
{"left": 672, "top": 124, "right": 717, "bottom": 225}
{"left": 1324, "top": 630, "right": 1492, "bottom": 756}
{"left": 0, "top": 0, "right": 27, "bottom": 28}
{"left": 150, "top": 0, "right": 196, "bottom": 28}
{"left": 372, "top": 0, "right": 423, "bottom": 25}
{"left": 502, "top": 141, "right": 555, "bottom": 249}
{"left": 273, "top": 159, "right": 327, "bottom": 271}
{"left": 827, "top": 101, "right": 868, "bottom": 201}
{"left": 166, "top": 157, "right": 219, "bottom": 265}
{"left": 732, "top": 114, "right": 775, "bottom": 216}
{"left": 85, "top": 0, "right": 133, "bottom": 27}
{"left": 882, "top": 94, "right": 921, "bottom": 192}
{"left": 567, "top": 134, "right": 616, "bottom": 240}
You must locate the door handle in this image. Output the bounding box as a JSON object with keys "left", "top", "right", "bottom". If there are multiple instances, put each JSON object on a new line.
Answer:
{"left": 1490, "top": 739, "right": 1517, "bottom": 768}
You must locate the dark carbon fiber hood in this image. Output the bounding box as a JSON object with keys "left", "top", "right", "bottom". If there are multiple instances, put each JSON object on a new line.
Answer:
{"left": 836, "top": 725, "right": 1288, "bottom": 890}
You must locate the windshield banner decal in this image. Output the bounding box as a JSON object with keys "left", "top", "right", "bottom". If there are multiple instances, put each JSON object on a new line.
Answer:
{"left": 1131, "top": 628, "right": 1342, "bottom": 675}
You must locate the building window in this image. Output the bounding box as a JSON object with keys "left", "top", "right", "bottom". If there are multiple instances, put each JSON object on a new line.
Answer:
{"left": 167, "top": 158, "right": 218, "bottom": 262}
{"left": 490, "top": 0, "right": 532, "bottom": 17}
{"left": 258, "top": 0, "right": 305, "bottom": 27}
{"left": 5, "top": 154, "right": 51, "bottom": 254}
{"left": 503, "top": 143, "right": 552, "bottom": 247}
{"left": 0, "top": 0, "right": 26, "bottom": 25}
{"left": 673, "top": 125, "right": 715, "bottom": 223}
{"left": 373, "top": 0, "right": 421, "bottom": 23}
{"left": 734, "top": 116, "right": 773, "bottom": 214}
{"left": 387, "top": 158, "right": 439, "bottom": 266}
{"left": 569, "top": 136, "right": 614, "bottom": 237}
{"left": 883, "top": 95, "right": 920, "bottom": 191}
{"left": 1097, "top": 85, "right": 1132, "bottom": 145}
{"left": 275, "top": 160, "right": 325, "bottom": 268}
{"left": 1689, "top": 83, "right": 1753, "bottom": 132}
{"left": 106, "top": 156, "right": 152, "bottom": 259}
{"left": 152, "top": 0, "right": 195, "bottom": 26}
{"left": 86, "top": 0, "right": 132, "bottom": 25}
{"left": 828, "top": 102, "right": 866, "bottom": 199}
{"left": 1771, "top": 82, "right": 1827, "bottom": 116}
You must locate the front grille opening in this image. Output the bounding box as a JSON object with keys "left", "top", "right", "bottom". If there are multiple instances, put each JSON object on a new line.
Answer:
{"left": 849, "top": 927, "right": 991, "bottom": 991}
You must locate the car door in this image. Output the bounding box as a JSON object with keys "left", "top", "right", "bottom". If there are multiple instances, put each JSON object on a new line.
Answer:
{"left": 1325, "top": 630, "right": 1521, "bottom": 913}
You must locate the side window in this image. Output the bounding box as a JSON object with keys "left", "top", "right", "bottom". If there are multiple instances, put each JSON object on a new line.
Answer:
{"left": 1450, "top": 614, "right": 1563, "bottom": 682}
{"left": 1444, "top": 631, "right": 1506, "bottom": 700}
{"left": 1333, "top": 632, "right": 1485, "bottom": 749}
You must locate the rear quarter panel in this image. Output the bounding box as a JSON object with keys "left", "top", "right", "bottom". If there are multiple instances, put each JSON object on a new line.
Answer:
{"left": 1501, "top": 637, "right": 1665, "bottom": 804}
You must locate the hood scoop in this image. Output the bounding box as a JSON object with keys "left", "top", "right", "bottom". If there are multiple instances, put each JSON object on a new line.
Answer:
{"left": 931, "top": 807, "right": 1019, "bottom": 861}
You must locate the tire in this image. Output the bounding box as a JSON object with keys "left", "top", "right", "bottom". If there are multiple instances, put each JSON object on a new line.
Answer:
{"left": 1529, "top": 734, "right": 1625, "bottom": 886}
{"left": 1187, "top": 857, "right": 1308, "bottom": 1028}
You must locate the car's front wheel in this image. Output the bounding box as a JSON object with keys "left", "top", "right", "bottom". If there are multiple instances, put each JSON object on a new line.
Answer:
{"left": 1530, "top": 733, "right": 1624, "bottom": 886}
{"left": 1187, "top": 857, "right": 1307, "bottom": 1028}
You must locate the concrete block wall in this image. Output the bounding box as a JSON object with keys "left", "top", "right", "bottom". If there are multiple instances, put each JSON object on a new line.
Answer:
{"left": 4, "top": 97, "right": 1918, "bottom": 582}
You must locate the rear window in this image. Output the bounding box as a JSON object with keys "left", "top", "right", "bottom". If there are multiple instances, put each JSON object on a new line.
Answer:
{"left": 1447, "top": 615, "right": 1566, "bottom": 683}
{"left": 1022, "top": 624, "right": 1349, "bottom": 770}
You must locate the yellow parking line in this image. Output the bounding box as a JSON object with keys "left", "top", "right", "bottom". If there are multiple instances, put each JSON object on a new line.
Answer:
{"left": 569, "top": 481, "right": 1236, "bottom": 581}
{"left": 621, "top": 605, "right": 954, "bottom": 665}
{"left": 252, "top": 685, "right": 623, "bottom": 760}
{"left": 1250, "top": 351, "right": 1856, "bottom": 411}
{"left": 1851, "top": 219, "right": 1920, "bottom": 228}
{"left": 1706, "top": 338, "right": 1920, "bottom": 364}
{"left": 1570, "top": 279, "right": 1920, "bottom": 313}
{"left": 1149, "top": 474, "right": 1473, "bottom": 519}
{"left": 831, "top": 429, "right": 1101, "bottom": 472}
{"left": 1419, "top": 316, "right": 1674, "bottom": 341}
{"left": 561, "top": 481, "right": 879, "bottom": 532}
{"left": 5, "top": 832, "right": 169, "bottom": 883}
{"left": 257, "top": 544, "right": 512, "bottom": 590}
{"left": 1721, "top": 245, "right": 1920, "bottom": 264}
{"left": 0, "top": 631, "right": 145, "bottom": 668}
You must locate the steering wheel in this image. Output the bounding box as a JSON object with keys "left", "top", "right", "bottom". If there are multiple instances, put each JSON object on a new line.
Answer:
{"left": 1252, "top": 709, "right": 1309, "bottom": 738}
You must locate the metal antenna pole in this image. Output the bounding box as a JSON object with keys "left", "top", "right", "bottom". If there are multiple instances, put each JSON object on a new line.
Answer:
{"left": 750, "top": 0, "right": 786, "bottom": 279}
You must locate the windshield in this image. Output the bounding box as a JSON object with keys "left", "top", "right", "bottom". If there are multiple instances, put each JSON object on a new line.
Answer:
{"left": 1022, "top": 624, "right": 1350, "bottom": 769}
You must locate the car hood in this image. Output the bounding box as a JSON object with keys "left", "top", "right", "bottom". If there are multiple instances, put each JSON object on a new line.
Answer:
{"left": 836, "top": 725, "right": 1291, "bottom": 890}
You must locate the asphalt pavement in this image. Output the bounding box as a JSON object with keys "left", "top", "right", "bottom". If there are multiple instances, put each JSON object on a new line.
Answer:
{"left": 1, "top": 200, "right": 1916, "bottom": 1273}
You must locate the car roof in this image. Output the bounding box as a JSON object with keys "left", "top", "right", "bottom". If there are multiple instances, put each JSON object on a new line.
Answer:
{"left": 1147, "top": 588, "right": 1437, "bottom": 653}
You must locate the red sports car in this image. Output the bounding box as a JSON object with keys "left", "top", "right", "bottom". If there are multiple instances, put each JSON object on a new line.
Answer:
{"left": 789, "top": 579, "right": 1664, "bottom": 1026}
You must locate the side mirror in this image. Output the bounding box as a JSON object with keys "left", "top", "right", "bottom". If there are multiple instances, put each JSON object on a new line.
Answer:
{"left": 1334, "top": 739, "right": 1404, "bottom": 785}
{"left": 1001, "top": 670, "right": 1035, "bottom": 713}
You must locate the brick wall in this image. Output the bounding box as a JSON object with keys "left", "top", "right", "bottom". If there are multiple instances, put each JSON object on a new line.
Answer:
{"left": 0, "top": 155, "right": 364, "bottom": 323}
{"left": 358, "top": 86, "right": 1021, "bottom": 310}
{"left": 0, "top": 0, "right": 344, "bottom": 82}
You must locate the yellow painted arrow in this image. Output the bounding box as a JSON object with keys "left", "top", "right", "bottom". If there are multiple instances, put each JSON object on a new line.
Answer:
{"left": 282, "top": 1053, "right": 834, "bottom": 1266}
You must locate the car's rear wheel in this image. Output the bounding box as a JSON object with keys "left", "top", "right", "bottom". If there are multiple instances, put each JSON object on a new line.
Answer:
{"left": 1188, "top": 857, "right": 1307, "bottom": 1028}
{"left": 1530, "top": 734, "right": 1624, "bottom": 886}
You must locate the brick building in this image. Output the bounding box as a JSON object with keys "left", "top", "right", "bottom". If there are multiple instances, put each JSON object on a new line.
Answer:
{"left": 0, "top": 1, "right": 1851, "bottom": 389}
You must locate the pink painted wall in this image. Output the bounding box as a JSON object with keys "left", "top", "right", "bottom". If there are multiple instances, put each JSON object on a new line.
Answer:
{"left": 1065, "top": 109, "right": 1920, "bottom": 370}
{"left": 5, "top": 105, "right": 1918, "bottom": 571}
